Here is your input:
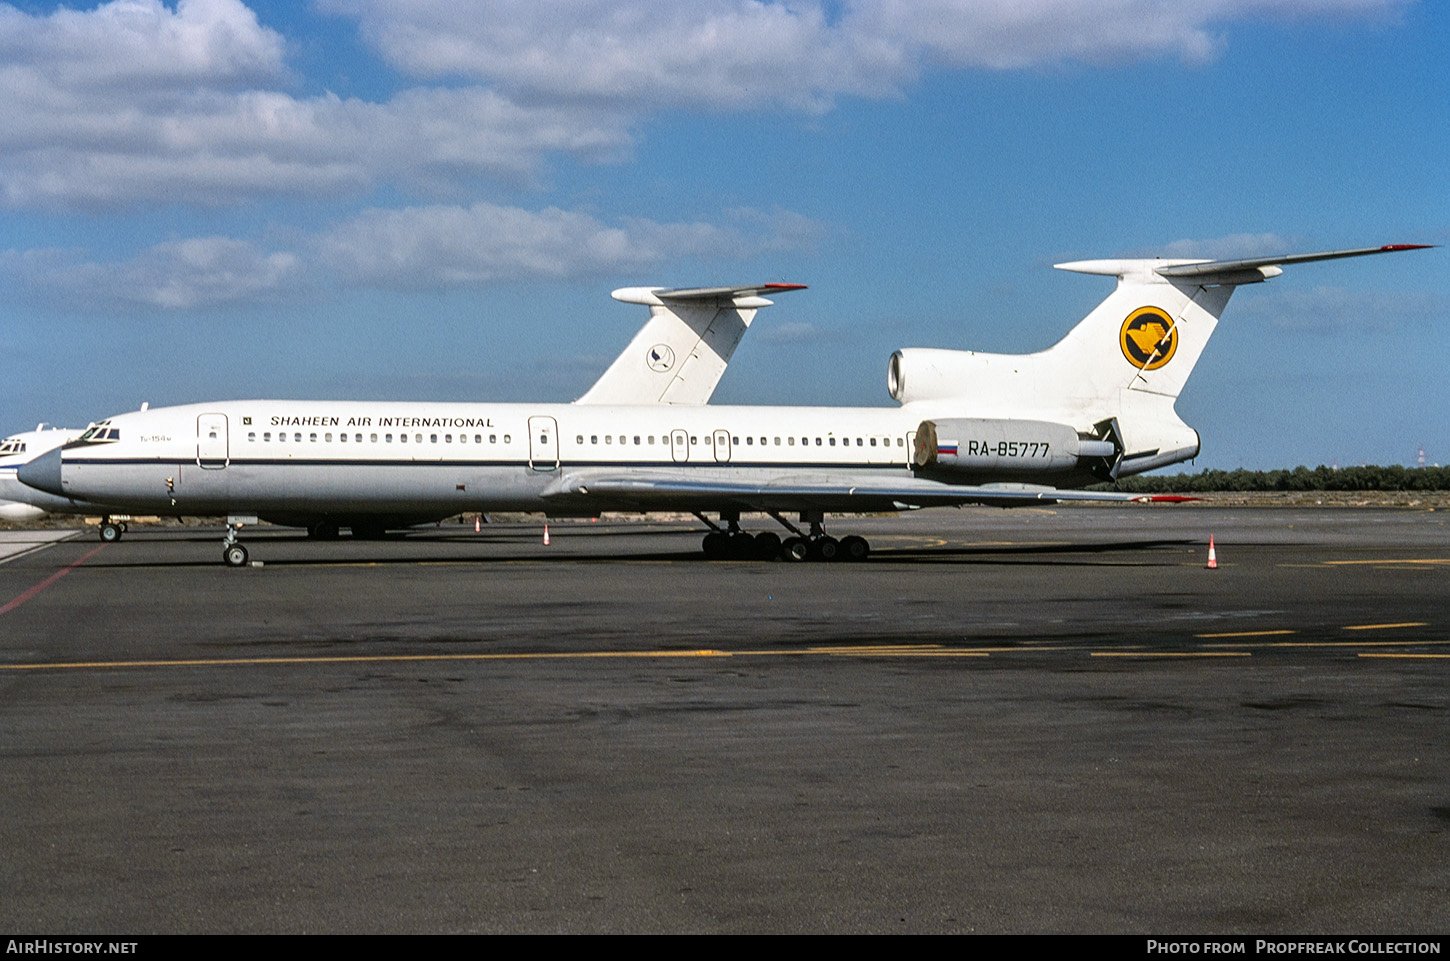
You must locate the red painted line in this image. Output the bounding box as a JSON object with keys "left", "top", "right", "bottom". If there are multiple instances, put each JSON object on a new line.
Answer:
{"left": 0, "top": 544, "right": 107, "bottom": 616}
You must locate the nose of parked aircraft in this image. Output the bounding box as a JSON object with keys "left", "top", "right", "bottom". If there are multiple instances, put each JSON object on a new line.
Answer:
{"left": 16, "top": 446, "right": 64, "bottom": 497}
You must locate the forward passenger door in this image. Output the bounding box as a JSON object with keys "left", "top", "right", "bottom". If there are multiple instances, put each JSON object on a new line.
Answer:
{"left": 528, "top": 416, "right": 559, "bottom": 471}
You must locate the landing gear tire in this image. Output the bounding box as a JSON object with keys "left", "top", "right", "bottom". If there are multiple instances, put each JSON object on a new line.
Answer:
{"left": 99, "top": 522, "right": 123, "bottom": 543}
{"left": 223, "top": 544, "right": 249, "bottom": 567}
{"left": 726, "top": 532, "right": 757, "bottom": 559}
{"left": 307, "top": 522, "right": 340, "bottom": 540}
{"left": 809, "top": 536, "right": 840, "bottom": 562}
{"left": 753, "top": 531, "right": 782, "bottom": 560}
{"left": 781, "top": 536, "right": 810, "bottom": 562}
{"left": 702, "top": 531, "right": 728, "bottom": 559}
{"left": 840, "top": 535, "right": 870, "bottom": 562}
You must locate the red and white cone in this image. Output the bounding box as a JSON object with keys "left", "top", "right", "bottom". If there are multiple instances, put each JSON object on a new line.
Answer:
{"left": 1206, "top": 535, "right": 1218, "bottom": 569}
{"left": 474, "top": 516, "right": 481, "bottom": 533}
{"left": 543, "top": 524, "right": 551, "bottom": 546}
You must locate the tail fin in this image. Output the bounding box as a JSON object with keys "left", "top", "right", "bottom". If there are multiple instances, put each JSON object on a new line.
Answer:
{"left": 1048, "top": 244, "right": 1432, "bottom": 409}
{"left": 575, "top": 283, "right": 806, "bottom": 406}
{"left": 892, "top": 244, "right": 1431, "bottom": 473}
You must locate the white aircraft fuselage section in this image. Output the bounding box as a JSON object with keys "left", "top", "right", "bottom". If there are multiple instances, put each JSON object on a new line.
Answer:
{"left": 0, "top": 426, "right": 85, "bottom": 521}
{"left": 43, "top": 396, "right": 1192, "bottom": 523}
{"left": 50, "top": 401, "right": 923, "bottom": 516}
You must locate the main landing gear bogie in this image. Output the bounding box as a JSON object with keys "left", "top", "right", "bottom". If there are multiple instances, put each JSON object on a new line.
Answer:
{"left": 698, "top": 517, "right": 870, "bottom": 563}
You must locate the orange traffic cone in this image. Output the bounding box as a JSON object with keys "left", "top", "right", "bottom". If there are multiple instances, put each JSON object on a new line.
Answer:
{"left": 474, "top": 516, "right": 481, "bottom": 533}
{"left": 543, "top": 524, "right": 551, "bottom": 546}
{"left": 1206, "top": 535, "right": 1218, "bottom": 569}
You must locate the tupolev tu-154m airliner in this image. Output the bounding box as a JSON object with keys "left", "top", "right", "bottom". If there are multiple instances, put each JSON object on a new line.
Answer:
{"left": 19, "top": 244, "right": 1431, "bottom": 566}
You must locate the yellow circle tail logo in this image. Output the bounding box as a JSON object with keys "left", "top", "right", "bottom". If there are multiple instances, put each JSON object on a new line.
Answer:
{"left": 1120, "top": 307, "right": 1177, "bottom": 370}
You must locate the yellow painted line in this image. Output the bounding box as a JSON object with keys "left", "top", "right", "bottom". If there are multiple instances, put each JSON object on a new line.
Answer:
{"left": 0, "top": 650, "right": 736, "bottom": 671}
{"left": 1358, "top": 653, "right": 1450, "bottom": 660}
{"left": 807, "top": 644, "right": 942, "bottom": 653}
{"left": 1323, "top": 559, "right": 1450, "bottom": 566}
{"left": 1342, "top": 622, "right": 1428, "bottom": 631}
{"left": 1195, "top": 629, "right": 1297, "bottom": 638}
{"left": 834, "top": 651, "right": 990, "bottom": 658}
{"left": 1090, "top": 651, "right": 1250, "bottom": 658}
{"left": 801, "top": 643, "right": 991, "bottom": 658}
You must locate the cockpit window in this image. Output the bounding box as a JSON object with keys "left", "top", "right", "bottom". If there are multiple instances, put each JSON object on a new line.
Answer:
{"left": 77, "top": 424, "right": 120, "bottom": 445}
{"left": 0, "top": 439, "right": 24, "bottom": 455}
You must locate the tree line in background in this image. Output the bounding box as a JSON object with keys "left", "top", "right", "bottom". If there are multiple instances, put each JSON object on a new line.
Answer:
{"left": 1099, "top": 465, "right": 1450, "bottom": 493}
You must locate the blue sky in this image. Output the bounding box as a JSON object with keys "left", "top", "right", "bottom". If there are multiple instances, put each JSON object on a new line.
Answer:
{"left": 0, "top": 0, "right": 1444, "bottom": 470}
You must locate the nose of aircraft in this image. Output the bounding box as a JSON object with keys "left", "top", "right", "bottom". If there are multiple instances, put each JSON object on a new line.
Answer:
{"left": 16, "top": 446, "right": 65, "bottom": 497}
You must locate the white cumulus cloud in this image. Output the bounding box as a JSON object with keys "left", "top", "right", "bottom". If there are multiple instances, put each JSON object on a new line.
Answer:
{"left": 323, "top": 0, "right": 1412, "bottom": 108}
{"left": 0, "top": 0, "right": 1413, "bottom": 208}
{"left": 4, "top": 236, "right": 300, "bottom": 310}
{"left": 319, "top": 202, "right": 821, "bottom": 288}
{"left": 0, "top": 0, "right": 635, "bottom": 208}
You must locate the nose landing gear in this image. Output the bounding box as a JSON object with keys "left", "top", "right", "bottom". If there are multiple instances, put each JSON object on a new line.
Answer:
{"left": 221, "top": 515, "right": 257, "bottom": 567}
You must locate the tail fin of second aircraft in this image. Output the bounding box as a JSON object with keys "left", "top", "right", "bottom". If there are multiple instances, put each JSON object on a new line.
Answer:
{"left": 575, "top": 283, "right": 806, "bottom": 406}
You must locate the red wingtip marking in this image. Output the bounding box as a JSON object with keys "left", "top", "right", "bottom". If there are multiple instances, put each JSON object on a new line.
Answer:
{"left": 1381, "top": 244, "right": 1435, "bottom": 251}
{"left": 763, "top": 283, "right": 808, "bottom": 290}
{"left": 1148, "top": 495, "right": 1200, "bottom": 503}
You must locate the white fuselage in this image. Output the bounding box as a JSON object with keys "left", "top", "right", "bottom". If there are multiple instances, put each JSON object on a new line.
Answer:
{"left": 0, "top": 427, "right": 86, "bottom": 521}
{"left": 33, "top": 397, "right": 1185, "bottom": 525}
{"left": 47, "top": 400, "right": 923, "bottom": 521}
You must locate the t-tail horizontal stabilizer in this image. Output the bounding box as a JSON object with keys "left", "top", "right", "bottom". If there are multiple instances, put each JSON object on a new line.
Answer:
{"left": 1056, "top": 244, "right": 1434, "bottom": 285}
{"left": 575, "top": 283, "right": 807, "bottom": 406}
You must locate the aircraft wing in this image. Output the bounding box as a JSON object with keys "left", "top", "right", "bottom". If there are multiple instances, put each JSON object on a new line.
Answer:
{"left": 540, "top": 469, "right": 1169, "bottom": 513}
